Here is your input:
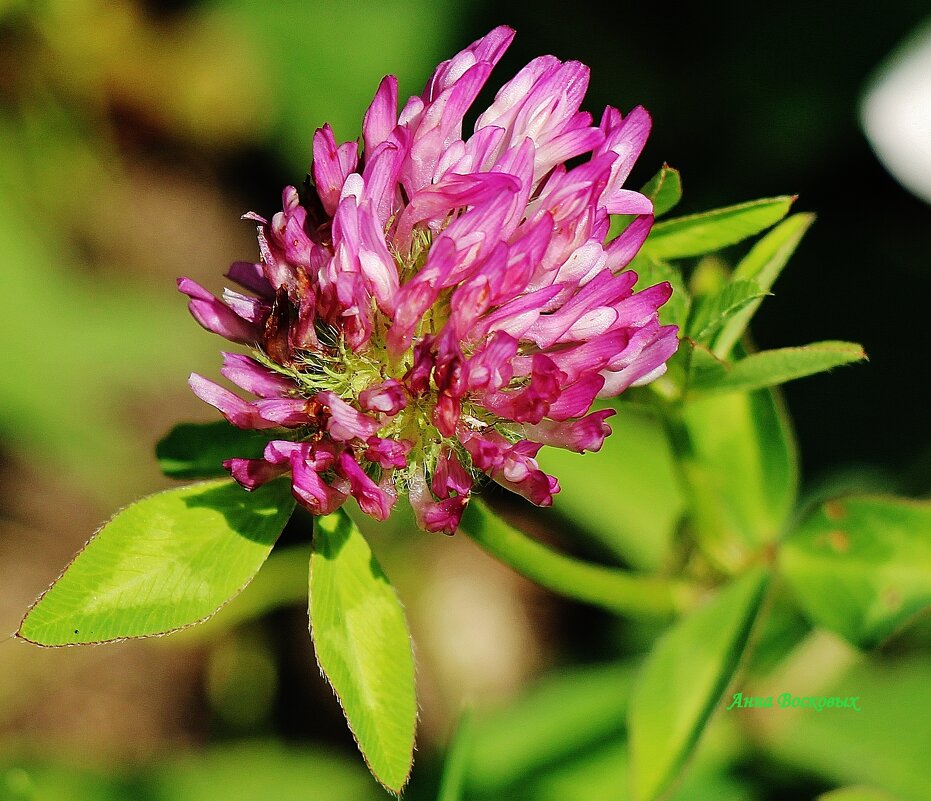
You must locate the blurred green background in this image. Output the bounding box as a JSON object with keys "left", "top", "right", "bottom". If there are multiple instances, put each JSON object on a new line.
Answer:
{"left": 1, "top": 1, "right": 928, "bottom": 799}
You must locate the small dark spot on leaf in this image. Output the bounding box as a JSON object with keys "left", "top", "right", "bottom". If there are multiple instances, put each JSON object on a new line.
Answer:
{"left": 883, "top": 587, "right": 902, "bottom": 611}
{"left": 74, "top": 630, "right": 79, "bottom": 634}
{"left": 828, "top": 530, "right": 849, "bottom": 553}
{"left": 825, "top": 501, "right": 846, "bottom": 520}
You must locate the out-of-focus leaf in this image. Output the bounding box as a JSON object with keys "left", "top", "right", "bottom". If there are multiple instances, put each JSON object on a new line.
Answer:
{"left": 818, "top": 788, "right": 907, "bottom": 801}
{"left": 630, "top": 254, "right": 691, "bottom": 328}
{"left": 628, "top": 569, "right": 770, "bottom": 801}
{"left": 157, "top": 420, "right": 271, "bottom": 479}
{"left": 467, "top": 663, "right": 635, "bottom": 792}
{"left": 689, "top": 254, "right": 729, "bottom": 297}
{"left": 688, "top": 280, "right": 768, "bottom": 343}
{"left": 758, "top": 642, "right": 931, "bottom": 801}
{"left": 438, "top": 709, "right": 474, "bottom": 801}
{"left": 690, "top": 341, "right": 866, "bottom": 395}
{"left": 641, "top": 164, "right": 683, "bottom": 217}
{"left": 1, "top": 742, "right": 381, "bottom": 801}
{"left": 680, "top": 380, "right": 798, "bottom": 569}
{"left": 524, "top": 740, "right": 753, "bottom": 801}
{"left": 0, "top": 110, "right": 217, "bottom": 499}
{"left": 780, "top": 496, "right": 931, "bottom": 648}
{"left": 309, "top": 509, "right": 416, "bottom": 793}
{"left": 642, "top": 196, "right": 794, "bottom": 259}
{"left": 213, "top": 0, "right": 464, "bottom": 171}
{"left": 205, "top": 631, "right": 278, "bottom": 729}
{"left": 468, "top": 662, "right": 750, "bottom": 801}
{"left": 713, "top": 213, "right": 815, "bottom": 356}
{"left": 18, "top": 479, "right": 294, "bottom": 645}
{"left": 150, "top": 742, "right": 380, "bottom": 801}
{"left": 538, "top": 405, "right": 682, "bottom": 571}
{"left": 742, "top": 588, "right": 812, "bottom": 679}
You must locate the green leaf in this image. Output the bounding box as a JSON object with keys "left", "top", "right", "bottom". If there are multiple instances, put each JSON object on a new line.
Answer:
{"left": 642, "top": 196, "right": 795, "bottom": 259}
{"left": 630, "top": 254, "right": 691, "bottom": 329}
{"left": 678, "top": 376, "right": 798, "bottom": 568}
{"left": 780, "top": 495, "right": 931, "bottom": 648}
{"left": 309, "top": 509, "right": 416, "bottom": 794}
{"left": 2, "top": 742, "right": 380, "bottom": 801}
{"left": 757, "top": 640, "right": 931, "bottom": 801}
{"left": 818, "top": 788, "right": 907, "bottom": 801}
{"left": 467, "top": 663, "right": 635, "bottom": 792}
{"left": 640, "top": 163, "right": 683, "bottom": 217}
{"left": 713, "top": 213, "right": 815, "bottom": 357}
{"left": 438, "top": 709, "right": 474, "bottom": 801}
{"left": 157, "top": 420, "right": 272, "bottom": 479}
{"left": 18, "top": 479, "right": 295, "bottom": 645}
{"left": 149, "top": 742, "right": 380, "bottom": 801}
{"left": 628, "top": 568, "right": 770, "bottom": 801}
{"left": 689, "top": 341, "right": 866, "bottom": 395}
{"left": 173, "top": 544, "right": 310, "bottom": 642}
{"left": 687, "top": 280, "right": 768, "bottom": 343}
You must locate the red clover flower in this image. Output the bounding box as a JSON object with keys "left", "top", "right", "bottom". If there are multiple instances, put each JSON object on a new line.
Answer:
{"left": 179, "top": 26, "right": 678, "bottom": 534}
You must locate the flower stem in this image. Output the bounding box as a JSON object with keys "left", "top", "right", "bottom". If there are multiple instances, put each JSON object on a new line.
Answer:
{"left": 461, "top": 501, "right": 700, "bottom": 619}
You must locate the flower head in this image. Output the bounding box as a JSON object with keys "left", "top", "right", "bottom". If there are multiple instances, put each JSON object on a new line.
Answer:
{"left": 180, "top": 26, "right": 678, "bottom": 533}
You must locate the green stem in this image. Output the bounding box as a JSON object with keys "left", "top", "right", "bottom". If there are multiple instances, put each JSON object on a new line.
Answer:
{"left": 659, "top": 402, "right": 750, "bottom": 574}
{"left": 461, "top": 501, "right": 700, "bottom": 619}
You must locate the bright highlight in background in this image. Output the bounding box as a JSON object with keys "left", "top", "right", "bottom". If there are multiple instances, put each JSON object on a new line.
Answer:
{"left": 862, "top": 19, "right": 931, "bottom": 205}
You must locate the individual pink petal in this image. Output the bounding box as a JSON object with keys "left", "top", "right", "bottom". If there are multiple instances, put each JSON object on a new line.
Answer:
{"left": 359, "top": 379, "right": 407, "bottom": 415}
{"left": 598, "top": 105, "right": 652, "bottom": 196}
{"left": 269, "top": 186, "right": 317, "bottom": 267}
{"left": 220, "top": 353, "right": 295, "bottom": 398}
{"left": 363, "top": 74, "right": 398, "bottom": 157}
{"left": 178, "top": 278, "right": 260, "bottom": 344}
{"left": 466, "top": 331, "right": 518, "bottom": 392}
{"left": 425, "top": 25, "right": 514, "bottom": 102}
{"left": 432, "top": 448, "right": 473, "bottom": 498}
{"left": 362, "top": 136, "right": 407, "bottom": 228}
{"left": 318, "top": 391, "right": 382, "bottom": 441}
{"left": 545, "top": 374, "right": 606, "bottom": 420}
{"left": 598, "top": 323, "right": 680, "bottom": 396}
{"left": 226, "top": 261, "right": 274, "bottom": 298}
{"left": 523, "top": 409, "right": 615, "bottom": 453}
{"left": 262, "top": 439, "right": 305, "bottom": 466}
{"left": 188, "top": 373, "right": 278, "bottom": 430}
{"left": 409, "top": 469, "right": 468, "bottom": 535}
{"left": 291, "top": 457, "right": 347, "bottom": 516}
{"left": 312, "top": 124, "right": 359, "bottom": 216}
{"left": 365, "top": 437, "right": 413, "bottom": 469}
{"left": 604, "top": 214, "right": 654, "bottom": 272}
{"left": 481, "top": 353, "right": 563, "bottom": 424}
{"left": 539, "top": 330, "right": 630, "bottom": 383}
{"left": 221, "top": 289, "right": 270, "bottom": 325}
{"left": 420, "top": 495, "right": 468, "bottom": 535}
{"left": 252, "top": 398, "right": 314, "bottom": 427}
{"left": 495, "top": 469, "right": 560, "bottom": 507}
{"left": 603, "top": 189, "right": 653, "bottom": 216}
{"left": 613, "top": 281, "right": 673, "bottom": 328}
{"left": 337, "top": 451, "right": 395, "bottom": 521}
{"left": 225, "top": 457, "right": 288, "bottom": 490}
{"left": 433, "top": 392, "right": 462, "bottom": 438}
{"left": 404, "top": 335, "right": 435, "bottom": 396}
